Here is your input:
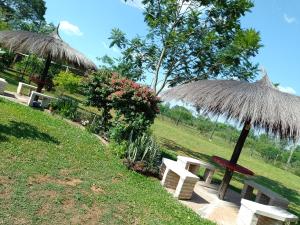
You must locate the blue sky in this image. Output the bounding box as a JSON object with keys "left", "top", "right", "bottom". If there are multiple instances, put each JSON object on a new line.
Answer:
{"left": 45, "top": 0, "right": 300, "bottom": 94}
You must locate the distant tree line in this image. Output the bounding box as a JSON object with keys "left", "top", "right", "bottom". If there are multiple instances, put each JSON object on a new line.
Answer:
{"left": 159, "top": 103, "right": 300, "bottom": 176}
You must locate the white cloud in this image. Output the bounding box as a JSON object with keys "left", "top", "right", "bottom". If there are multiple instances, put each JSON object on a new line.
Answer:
{"left": 121, "top": 0, "right": 144, "bottom": 10}
{"left": 278, "top": 86, "right": 296, "bottom": 95}
{"left": 283, "top": 13, "right": 296, "bottom": 24}
{"left": 59, "top": 20, "right": 83, "bottom": 36}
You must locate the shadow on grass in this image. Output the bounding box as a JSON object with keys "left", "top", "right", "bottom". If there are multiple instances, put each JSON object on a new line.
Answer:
{"left": 254, "top": 175, "right": 300, "bottom": 204}
{"left": 159, "top": 138, "right": 213, "bottom": 163}
{"left": 0, "top": 70, "right": 20, "bottom": 86}
{"left": 0, "top": 120, "right": 59, "bottom": 144}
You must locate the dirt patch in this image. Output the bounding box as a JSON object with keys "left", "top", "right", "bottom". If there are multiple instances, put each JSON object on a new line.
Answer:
{"left": 59, "top": 169, "right": 79, "bottom": 176}
{"left": 29, "top": 190, "right": 57, "bottom": 200}
{"left": 90, "top": 184, "right": 105, "bottom": 194}
{"left": 70, "top": 204, "right": 103, "bottom": 225}
{"left": 0, "top": 176, "right": 13, "bottom": 184}
{"left": 13, "top": 216, "right": 30, "bottom": 225}
{"left": 28, "top": 175, "right": 82, "bottom": 187}
{"left": 56, "top": 178, "right": 82, "bottom": 187}
{"left": 0, "top": 176, "right": 13, "bottom": 200}
{"left": 111, "top": 173, "right": 124, "bottom": 184}
{"left": 37, "top": 203, "right": 51, "bottom": 216}
{"left": 62, "top": 198, "right": 76, "bottom": 212}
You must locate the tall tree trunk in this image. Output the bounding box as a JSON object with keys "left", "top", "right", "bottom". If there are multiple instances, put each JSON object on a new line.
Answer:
{"left": 218, "top": 120, "right": 251, "bottom": 200}
{"left": 36, "top": 54, "right": 52, "bottom": 93}
{"left": 153, "top": 47, "right": 166, "bottom": 93}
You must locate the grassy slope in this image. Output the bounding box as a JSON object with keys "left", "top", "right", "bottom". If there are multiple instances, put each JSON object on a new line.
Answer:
{"left": 0, "top": 99, "right": 213, "bottom": 225}
{"left": 152, "top": 117, "right": 300, "bottom": 218}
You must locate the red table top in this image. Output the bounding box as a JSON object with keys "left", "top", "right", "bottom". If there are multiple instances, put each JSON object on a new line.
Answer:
{"left": 212, "top": 156, "right": 254, "bottom": 176}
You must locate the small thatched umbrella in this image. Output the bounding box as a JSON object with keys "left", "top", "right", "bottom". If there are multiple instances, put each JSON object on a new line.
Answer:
{"left": 0, "top": 25, "right": 97, "bottom": 92}
{"left": 161, "top": 75, "right": 300, "bottom": 199}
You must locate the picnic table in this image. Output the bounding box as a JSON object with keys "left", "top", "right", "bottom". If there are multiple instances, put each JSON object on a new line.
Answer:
{"left": 212, "top": 155, "right": 254, "bottom": 176}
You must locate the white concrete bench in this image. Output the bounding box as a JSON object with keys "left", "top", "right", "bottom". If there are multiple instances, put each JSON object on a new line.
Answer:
{"left": 177, "top": 156, "right": 216, "bottom": 184}
{"left": 160, "top": 158, "right": 199, "bottom": 200}
{"left": 241, "top": 180, "right": 289, "bottom": 209}
{"left": 17, "top": 82, "right": 37, "bottom": 96}
{"left": 0, "top": 78, "right": 8, "bottom": 94}
{"left": 237, "top": 199, "right": 298, "bottom": 225}
{"left": 28, "top": 91, "right": 56, "bottom": 108}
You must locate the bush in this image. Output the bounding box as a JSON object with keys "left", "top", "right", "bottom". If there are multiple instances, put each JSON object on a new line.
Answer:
{"left": 0, "top": 50, "right": 14, "bottom": 71}
{"left": 125, "top": 132, "right": 161, "bottom": 176}
{"left": 53, "top": 71, "right": 82, "bottom": 93}
{"left": 109, "top": 141, "right": 128, "bottom": 159}
{"left": 50, "top": 97, "right": 78, "bottom": 120}
{"left": 84, "top": 70, "right": 160, "bottom": 142}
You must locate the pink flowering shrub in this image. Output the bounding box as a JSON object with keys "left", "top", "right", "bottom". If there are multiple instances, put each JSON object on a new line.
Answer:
{"left": 85, "top": 70, "right": 160, "bottom": 141}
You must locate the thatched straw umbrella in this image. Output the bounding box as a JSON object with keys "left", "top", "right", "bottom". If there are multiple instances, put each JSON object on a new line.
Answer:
{"left": 161, "top": 75, "right": 300, "bottom": 199}
{"left": 0, "top": 25, "right": 97, "bottom": 92}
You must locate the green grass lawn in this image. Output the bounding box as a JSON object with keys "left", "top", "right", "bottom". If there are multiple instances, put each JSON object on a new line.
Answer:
{"left": 0, "top": 99, "right": 213, "bottom": 225}
{"left": 152, "top": 117, "right": 300, "bottom": 218}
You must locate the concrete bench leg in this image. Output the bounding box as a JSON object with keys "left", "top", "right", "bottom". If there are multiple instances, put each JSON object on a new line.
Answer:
{"left": 28, "top": 92, "right": 36, "bottom": 106}
{"left": 241, "top": 184, "right": 254, "bottom": 200}
{"left": 174, "top": 178, "right": 197, "bottom": 200}
{"left": 17, "top": 82, "right": 22, "bottom": 95}
{"left": 237, "top": 204, "right": 258, "bottom": 225}
{"left": 187, "top": 164, "right": 200, "bottom": 174}
{"left": 203, "top": 168, "right": 214, "bottom": 184}
{"left": 161, "top": 168, "right": 180, "bottom": 189}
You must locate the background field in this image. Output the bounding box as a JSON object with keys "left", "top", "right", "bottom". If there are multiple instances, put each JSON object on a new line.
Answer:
{"left": 152, "top": 117, "right": 300, "bottom": 218}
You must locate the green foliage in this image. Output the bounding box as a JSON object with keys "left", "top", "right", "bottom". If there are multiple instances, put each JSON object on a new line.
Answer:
{"left": 0, "top": 50, "right": 14, "bottom": 71}
{"left": 126, "top": 132, "right": 162, "bottom": 176}
{"left": 109, "top": 140, "right": 128, "bottom": 158}
{"left": 14, "top": 55, "right": 44, "bottom": 75}
{"left": 50, "top": 97, "right": 78, "bottom": 120}
{"left": 0, "top": 0, "right": 47, "bottom": 31}
{"left": 84, "top": 70, "right": 160, "bottom": 141}
{"left": 104, "top": 0, "right": 262, "bottom": 94}
{"left": 53, "top": 71, "right": 82, "bottom": 93}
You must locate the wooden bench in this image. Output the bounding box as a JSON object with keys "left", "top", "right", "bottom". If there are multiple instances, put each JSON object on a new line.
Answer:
{"left": 28, "top": 91, "right": 56, "bottom": 108}
{"left": 241, "top": 180, "right": 289, "bottom": 209}
{"left": 177, "top": 156, "right": 216, "bottom": 184}
{"left": 237, "top": 199, "right": 298, "bottom": 225}
{"left": 0, "top": 78, "right": 7, "bottom": 94}
{"left": 160, "top": 158, "right": 199, "bottom": 200}
{"left": 17, "top": 82, "right": 37, "bottom": 96}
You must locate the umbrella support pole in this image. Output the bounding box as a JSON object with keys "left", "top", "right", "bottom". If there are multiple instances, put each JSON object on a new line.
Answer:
{"left": 218, "top": 168, "right": 233, "bottom": 199}
{"left": 218, "top": 121, "right": 251, "bottom": 200}
{"left": 36, "top": 55, "right": 52, "bottom": 93}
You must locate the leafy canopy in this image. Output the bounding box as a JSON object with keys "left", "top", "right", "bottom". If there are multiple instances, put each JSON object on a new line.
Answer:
{"left": 0, "top": 0, "right": 55, "bottom": 32}
{"left": 101, "top": 0, "right": 262, "bottom": 94}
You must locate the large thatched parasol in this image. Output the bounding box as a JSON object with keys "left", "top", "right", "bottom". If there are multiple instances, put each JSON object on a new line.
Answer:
{"left": 0, "top": 25, "right": 97, "bottom": 92}
{"left": 161, "top": 75, "right": 300, "bottom": 199}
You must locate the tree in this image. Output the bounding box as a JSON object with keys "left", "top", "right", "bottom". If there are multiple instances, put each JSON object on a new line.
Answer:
{"left": 102, "top": 0, "right": 262, "bottom": 95}
{"left": 0, "top": 0, "right": 48, "bottom": 31}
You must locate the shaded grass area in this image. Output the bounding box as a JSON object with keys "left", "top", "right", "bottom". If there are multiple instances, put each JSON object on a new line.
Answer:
{"left": 0, "top": 99, "right": 213, "bottom": 225}
{"left": 152, "top": 117, "right": 300, "bottom": 218}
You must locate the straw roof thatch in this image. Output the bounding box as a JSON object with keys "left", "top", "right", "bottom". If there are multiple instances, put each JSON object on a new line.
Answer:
{"left": 0, "top": 28, "right": 96, "bottom": 70}
{"left": 161, "top": 75, "right": 300, "bottom": 141}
